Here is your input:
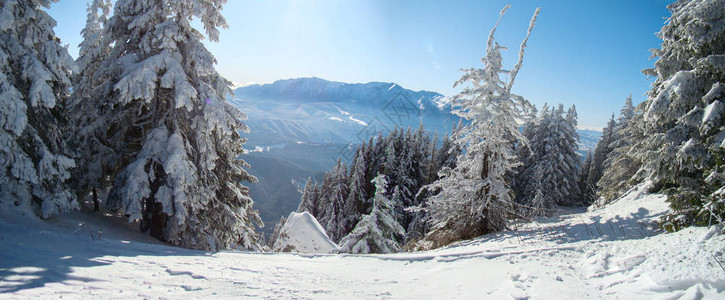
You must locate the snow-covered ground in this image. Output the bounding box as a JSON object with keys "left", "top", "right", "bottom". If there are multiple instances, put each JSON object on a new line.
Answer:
{"left": 1, "top": 184, "right": 723, "bottom": 299}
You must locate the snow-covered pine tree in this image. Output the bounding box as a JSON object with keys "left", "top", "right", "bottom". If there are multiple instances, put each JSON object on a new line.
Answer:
{"left": 405, "top": 125, "right": 437, "bottom": 242}
{"left": 579, "top": 151, "right": 595, "bottom": 204}
{"left": 539, "top": 105, "right": 580, "bottom": 209}
{"left": 583, "top": 115, "right": 616, "bottom": 204}
{"left": 413, "top": 124, "right": 433, "bottom": 188}
{"left": 435, "top": 133, "right": 459, "bottom": 176}
{"left": 516, "top": 104, "right": 580, "bottom": 213}
{"left": 0, "top": 0, "right": 78, "bottom": 218}
{"left": 300, "top": 125, "right": 462, "bottom": 245}
{"left": 426, "top": 132, "right": 439, "bottom": 183}
{"left": 626, "top": 0, "right": 725, "bottom": 229}
{"left": 338, "top": 174, "right": 405, "bottom": 254}
{"left": 560, "top": 105, "right": 582, "bottom": 205}
{"left": 514, "top": 103, "right": 547, "bottom": 206}
{"left": 389, "top": 128, "right": 417, "bottom": 221}
{"left": 312, "top": 174, "right": 331, "bottom": 221}
{"left": 89, "top": 0, "right": 262, "bottom": 250}
{"left": 342, "top": 148, "right": 367, "bottom": 234}
{"left": 602, "top": 96, "right": 635, "bottom": 171}
{"left": 595, "top": 96, "right": 643, "bottom": 206}
{"left": 66, "top": 0, "right": 113, "bottom": 207}
{"left": 417, "top": 6, "right": 539, "bottom": 250}
{"left": 75, "top": 0, "right": 111, "bottom": 75}
{"left": 319, "top": 159, "right": 349, "bottom": 242}
{"left": 619, "top": 95, "right": 635, "bottom": 123}
{"left": 297, "top": 177, "right": 320, "bottom": 216}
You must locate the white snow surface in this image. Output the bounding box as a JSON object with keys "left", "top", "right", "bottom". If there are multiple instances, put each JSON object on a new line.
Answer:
{"left": 271, "top": 212, "right": 338, "bottom": 253}
{"left": 1, "top": 184, "right": 724, "bottom": 299}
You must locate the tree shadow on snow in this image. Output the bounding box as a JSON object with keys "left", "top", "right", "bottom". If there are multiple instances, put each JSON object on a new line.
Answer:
{"left": 448, "top": 207, "right": 666, "bottom": 249}
{"left": 0, "top": 212, "right": 207, "bottom": 294}
{"left": 506, "top": 207, "right": 666, "bottom": 246}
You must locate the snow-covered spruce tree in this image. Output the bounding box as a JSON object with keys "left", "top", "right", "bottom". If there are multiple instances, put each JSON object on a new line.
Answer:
{"left": 297, "top": 177, "right": 320, "bottom": 216}
{"left": 382, "top": 130, "right": 415, "bottom": 223}
{"left": 582, "top": 115, "right": 616, "bottom": 204}
{"left": 92, "top": 0, "right": 262, "bottom": 250}
{"left": 416, "top": 6, "right": 539, "bottom": 250}
{"left": 344, "top": 148, "right": 367, "bottom": 225}
{"left": 595, "top": 96, "right": 644, "bottom": 206}
{"left": 435, "top": 133, "right": 460, "bottom": 177}
{"left": 299, "top": 126, "right": 453, "bottom": 245}
{"left": 512, "top": 104, "right": 544, "bottom": 206}
{"left": 318, "top": 159, "right": 349, "bottom": 242}
{"left": 66, "top": 0, "right": 113, "bottom": 207}
{"left": 516, "top": 104, "right": 580, "bottom": 213}
{"left": 338, "top": 174, "right": 405, "bottom": 254}
{"left": 627, "top": 0, "right": 725, "bottom": 230}
{"left": 561, "top": 105, "right": 582, "bottom": 205}
{"left": 0, "top": 0, "right": 78, "bottom": 218}
{"left": 578, "top": 151, "right": 595, "bottom": 204}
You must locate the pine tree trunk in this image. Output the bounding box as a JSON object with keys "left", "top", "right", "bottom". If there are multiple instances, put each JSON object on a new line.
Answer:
{"left": 92, "top": 188, "right": 99, "bottom": 212}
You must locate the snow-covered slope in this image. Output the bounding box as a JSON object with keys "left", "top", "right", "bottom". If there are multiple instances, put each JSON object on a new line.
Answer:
{"left": 2, "top": 185, "right": 723, "bottom": 298}
{"left": 271, "top": 212, "right": 338, "bottom": 253}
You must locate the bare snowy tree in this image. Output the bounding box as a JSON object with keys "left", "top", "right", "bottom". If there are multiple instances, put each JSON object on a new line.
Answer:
{"left": 415, "top": 5, "right": 539, "bottom": 250}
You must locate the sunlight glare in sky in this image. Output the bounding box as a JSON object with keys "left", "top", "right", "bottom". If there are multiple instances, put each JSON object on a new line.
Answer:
{"left": 46, "top": 0, "right": 671, "bottom": 130}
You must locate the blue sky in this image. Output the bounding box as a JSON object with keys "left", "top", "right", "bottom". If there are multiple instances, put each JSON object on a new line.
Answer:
{"left": 46, "top": 0, "right": 671, "bottom": 130}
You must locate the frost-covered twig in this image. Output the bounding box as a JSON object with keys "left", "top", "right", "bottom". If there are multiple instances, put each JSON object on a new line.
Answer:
{"left": 713, "top": 253, "right": 725, "bottom": 274}
{"left": 505, "top": 7, "right": 540, "bottom": 93}
{"left": 487, "top": 4, "right": 510, "bottom": 54}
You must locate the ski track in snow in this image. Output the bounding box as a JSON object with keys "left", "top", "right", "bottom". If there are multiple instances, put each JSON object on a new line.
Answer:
{"left": 1, "top": 184, "right": 724, "bottom": 299}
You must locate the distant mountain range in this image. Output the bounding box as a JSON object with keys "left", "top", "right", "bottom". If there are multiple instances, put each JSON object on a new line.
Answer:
{"left": 231, "top": 77, "right": 457, "bottom": 149}
{"left": 229, "top": 77, "right": 601, "bottom": 238}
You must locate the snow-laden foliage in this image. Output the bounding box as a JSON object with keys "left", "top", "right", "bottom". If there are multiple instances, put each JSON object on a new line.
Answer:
{"left": 516, "top": 104, "right": 581, "bottom": 213}
{"left": 79, "top": 0, "right": 262, "bottom": 250}
{"left": 415, "top": 6, "right": 539, "bottom": 250}
{"left": 66, "top": 0, "right": 113, "bottom": 201}
{"left": 0, "top": 0, "right": 78, "bottom": 218}
{"left": 316, "top": 159, "right": 349, "bottom": 242}
{"left": 578, "top": 150, "right": 594, "bottom": 203}
{"left": 297, "top": 177, "right": 320, "bottom": 217}
{"left": 296, "top": 126, "right": 459, "bottom": 246}
{"left": 338, "top": 174, "right": 405, "bottom": 254}
{"left": 595, "top": 96, "right": 642, "bottom": 205}
{"left": 582, "top": 115, "right": 616, "bottom": 204}
{"left": 582, "top": 95, "right": 639, "bottom": 207}
{"left": 599, "top": 0, "right": 725, "bottom": 229}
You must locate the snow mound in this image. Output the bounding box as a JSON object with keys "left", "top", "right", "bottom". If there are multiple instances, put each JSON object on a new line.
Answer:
{"left": 272, "top": 212, "right": 338, "bottom": 253}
